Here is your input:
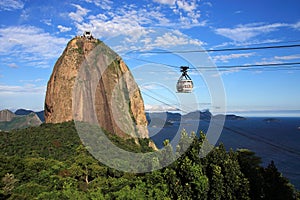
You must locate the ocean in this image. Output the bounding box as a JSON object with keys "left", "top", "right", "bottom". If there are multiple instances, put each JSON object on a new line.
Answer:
{"left": 149, "top": 116, "right": 300, "bottom": 190}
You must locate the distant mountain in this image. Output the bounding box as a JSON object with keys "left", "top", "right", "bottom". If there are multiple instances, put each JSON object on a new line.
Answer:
{"left": 146, "top": 112, "right": 181, "bottom": 128}
{"left": 183, "top": 110, "right": 212, "bottom": 120}
{"left": 0, "top": 110, "right": 42, "bottom": 131}
{"left": 213, "top": 114, "right": 246, "bottom": 120}
{"left": 146, "top": 110, "right": 246, "bottom": 127}
{"left": 146, "top": 112, "right": 181, "bottom": 122}
{"left": 14, "top": 109, "right": 33, "bottom": 115}
{"left": 15, "top": 109, "right": 45, "bottom": 122}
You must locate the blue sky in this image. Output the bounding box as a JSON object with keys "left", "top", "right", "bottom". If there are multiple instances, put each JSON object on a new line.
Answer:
{"left": 0, "top": 0, "right": 300, "bottom": 116}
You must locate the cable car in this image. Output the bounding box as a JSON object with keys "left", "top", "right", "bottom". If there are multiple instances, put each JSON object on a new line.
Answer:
{"left": 176, "top": 66, "right": 193, "bottom": 93}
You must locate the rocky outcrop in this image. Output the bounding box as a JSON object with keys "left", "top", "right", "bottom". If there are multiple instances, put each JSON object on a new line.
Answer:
{"left": 0, "top": 109, "right": 15, "bottom": 122}
{"left": 45, "top": 36, "right": 149, "bottom": 139}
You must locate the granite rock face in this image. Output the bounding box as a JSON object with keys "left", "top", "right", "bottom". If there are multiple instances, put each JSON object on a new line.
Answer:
{"left": 44, "top": 36, "right": 149, "bottom": 139}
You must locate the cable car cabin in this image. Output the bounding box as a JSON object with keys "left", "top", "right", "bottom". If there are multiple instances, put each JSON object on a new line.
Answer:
{"left": 177, "top": 79, "right": 193, "bottom": 93}
{"left": 176, "top": 66, "right": 193, "bottom": 93}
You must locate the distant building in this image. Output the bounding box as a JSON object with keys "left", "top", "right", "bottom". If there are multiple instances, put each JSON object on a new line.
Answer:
{"left": 83, "top": 31, "right": 93, "bottom": 39}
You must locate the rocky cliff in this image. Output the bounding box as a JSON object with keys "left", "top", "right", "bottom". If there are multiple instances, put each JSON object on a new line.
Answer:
{"left": 0, "top": 109, "right": 15, "bottom": 122}
{"left": 45, "top": 36, "right": 149, "bottom": 139}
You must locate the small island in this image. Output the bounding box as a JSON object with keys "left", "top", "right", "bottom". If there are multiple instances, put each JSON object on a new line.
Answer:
{"left": 263, "top": 118, "right": 281, "bottom": 123}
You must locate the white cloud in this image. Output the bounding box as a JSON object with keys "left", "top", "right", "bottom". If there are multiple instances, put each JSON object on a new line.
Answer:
{"left": 72, "top": 0, "right": 206, "bottom": 44}
{"left": 254, "top": 53, "right": 300, "bottom": 68}
{"left": 41, "top": 19, "right": 52, "bottom": 26}
{"left": 154, "top": 32, "right": 189, "bottom": 46}
{"left": 154, "top": 0, "right": 198, "bottom": 12}
{"left": 254, "top": 60, "right": 281, "bottom": 65}
{"left": 292, "top": 21, "right": 300, "bottom": 30}
{"left": 74, "top": 8, "right": 167, "bottom": 40}
{"left": 153, "top": 0, "right": 176, "bottom": 5}
{"left": 274, "top": 54, "right": 300, "bottom": 61}
{"left": 177, "top": 0, "right": 197, "bottom": 12}
{"left": 203, "top": 2, "right": 212, "bottom": 7}
{"left": 76, "top": 15, "right": 148, "bottom": 41}
{"left": 152, "top": 31, "right": 203, "bottom": 47}
{"left": 0, "top": 84, "right": 46, "bottom": 111}
{"left": 19, "top": 8, "right": 30, "bottom": 22}
{"left": 69, "top": 4, "right": 90, "bottom": 22}
{"left": 108, "top": 28, "right": 204, "bottom": 53}
{"left": 7, "top": 63, "right": 19, "bottom": 68}
{"left": 215, "top": 23, "right": 288, "bottom": 42}
{"left": 70, "top": 2, "right": 204, "bottom": 54}
{"left": 0, "top": 84, "right": 46, "bottom": 94}
{"left": 0, "top": 0, "right": 24, "bottom": 11}
{"left": 0, "top": 26, "right": 68, "bottom": 68}
{"left": 173, "top": 0, "right": 203, "bottom": 28}
{"left": 19, "top": 78, "right": 44, "bottom": 83}
{"left": 57, "top": 25, "right": 72, "bottom": 33}
{"left": 213, "top": 53, "right": 255, "bottom": 63}
{"left": 89, "top": 13, "right": 108, "bottom": 20}
{"left": 211, "top": 67, "right": 241, "bottom": 77}
{"left": 140, "top": 84, "right": 160, "bottom": 90}
{"left": 213, "top": 39, "right": 282, "bottom": 49}
{"left": 85, "top": 0, "right": 113, "bottom": 10}
{"left": 234, "top": 10, "right": 242, "bottom": 14}
{"left": 145, "top": 104, "right": 180, "bottom": 112}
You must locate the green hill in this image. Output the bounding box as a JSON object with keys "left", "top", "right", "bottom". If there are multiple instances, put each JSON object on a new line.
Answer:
{"left": 0, "top": 112, "right": 42, "bottom": 131}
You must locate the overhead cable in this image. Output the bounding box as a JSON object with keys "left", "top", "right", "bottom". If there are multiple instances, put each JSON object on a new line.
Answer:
{"left": 125, "top": 54, "right": 300, "bottom": 71}
{"left": 129, "top": 43, "right": 300, "bottom": 54}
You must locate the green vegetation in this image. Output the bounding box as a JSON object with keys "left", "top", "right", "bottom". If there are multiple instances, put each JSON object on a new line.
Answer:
{"left": 0, "top": 122, "right": 299, "bottom": 199}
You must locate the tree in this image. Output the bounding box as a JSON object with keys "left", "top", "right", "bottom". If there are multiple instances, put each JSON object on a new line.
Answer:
{"left": 68, "top": 145, "right": 106, "bottom": 188}
{"left": 204, "top": 144, "right": 250, "bottom": 200}
{"left": 144, "top": 171, "right": 170, "bottom": 199}
{"left": 176, "top": 129, "right": 193, "bottom": 156}
{"left": 208, "top": 164, "right": 224, "bottom": 200}
{"left": 238, "top": 150, "right": 298, "bottom": 200}
{"left": 170, "top": 130, "right": 209, "bottom": 199}
{"left": 160, "top": 139, "right": 175, "bottom": 168}
{"left": 62, "top": 180, "right": 89, "bottom": 200}
{"left": 10, "top": 182, "right": 48, "bottom": 199}
{"left": 237, "top": 149, "right": 264, "bottom": 199}
{"left": 262, "top": 160, "right": 297, "bottom": 200}
{"left": 162, "top": 167, "right": 182, "bottom": 199}
{"left": 176, "top": 157, "right": 209, "bottom": 199}
{"left": 1, "top": 173, "right": 18, "bottom": 197}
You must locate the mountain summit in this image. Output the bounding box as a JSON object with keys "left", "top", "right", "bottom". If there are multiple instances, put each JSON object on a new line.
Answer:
{"left": 44, "top": 33, "right": 149, "bottom": 139}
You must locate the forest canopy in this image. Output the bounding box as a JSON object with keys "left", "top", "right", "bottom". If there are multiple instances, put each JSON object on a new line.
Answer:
{"left": 0, "top": 121, "right": 299, "bottom": 199}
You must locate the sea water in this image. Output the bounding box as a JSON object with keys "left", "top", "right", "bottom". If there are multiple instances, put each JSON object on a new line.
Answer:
{"left": 149, "top": 117, "right": 300, "bottom": 189}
